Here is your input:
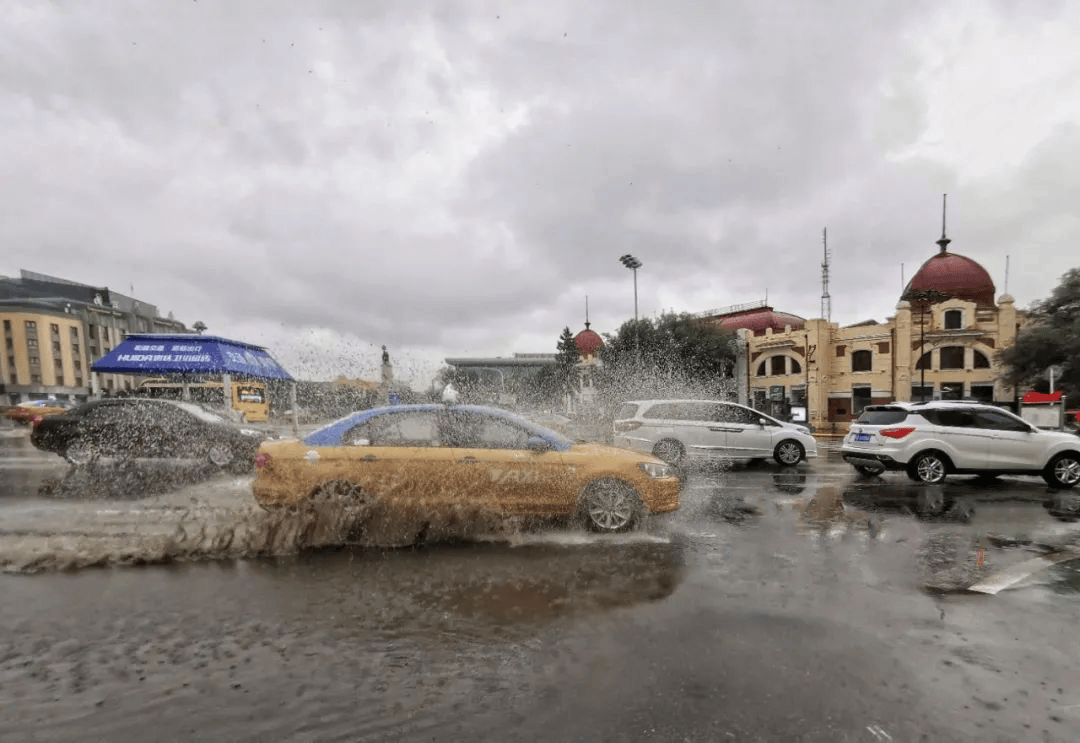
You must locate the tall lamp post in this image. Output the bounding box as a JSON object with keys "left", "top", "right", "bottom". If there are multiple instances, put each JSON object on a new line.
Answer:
{"left": 619, "top": 254, "right": 642, "bottom": 366}
{"left": 903, "top": 288, "right": 949, "bottom": 402}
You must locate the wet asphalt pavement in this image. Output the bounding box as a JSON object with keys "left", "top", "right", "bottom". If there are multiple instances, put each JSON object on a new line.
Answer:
{"left": 2, "top": 423, "right": 1080, "bottom": 742}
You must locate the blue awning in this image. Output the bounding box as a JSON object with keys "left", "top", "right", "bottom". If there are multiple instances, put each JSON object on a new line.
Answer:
{"left": 91, "top": 334, "right": 294, "bottom": 381}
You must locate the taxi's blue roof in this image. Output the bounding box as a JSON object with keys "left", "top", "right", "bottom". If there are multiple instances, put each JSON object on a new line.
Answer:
{"left": 303, "top": 404, "right": 572, "bottom": 450}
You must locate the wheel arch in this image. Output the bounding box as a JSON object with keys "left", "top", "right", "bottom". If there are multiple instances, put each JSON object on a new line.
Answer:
{"left": 910, "top": 448, "right": 955, "bottom": 471}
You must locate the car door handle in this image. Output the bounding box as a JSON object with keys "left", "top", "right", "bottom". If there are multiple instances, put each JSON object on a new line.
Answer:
{"left": 709, "top": 427, "right": 738, "bottom": 432}
{"left": 458, "top": 456, "right": 478, "bottom": 464}
{"left": 361, "top": 454, "right": 378, "bottom": 462}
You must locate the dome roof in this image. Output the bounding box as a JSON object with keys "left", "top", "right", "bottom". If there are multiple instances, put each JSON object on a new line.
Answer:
{"left": 904, "top": 249, "right": 996, "bottom": 307}
{"left": 717, "top": 308, "right": 805, "bottom": 335}
{"left": 574, "top": 326, "right": 604, "bottom": 355}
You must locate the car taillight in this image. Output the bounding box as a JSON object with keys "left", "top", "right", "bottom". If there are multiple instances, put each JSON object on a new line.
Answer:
{"left": 880, "top": 427, "right": 916, "bottom": 439}
{"left": 614, "top": 421, "right": 641, "bottom": 432}
{"left": 255, "top": 452, "right": 271, "bottom": 469}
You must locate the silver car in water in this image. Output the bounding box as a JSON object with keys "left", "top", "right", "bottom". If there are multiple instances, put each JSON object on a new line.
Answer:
{"left": 613, "top": 399, "right": 818, "bottom": 466}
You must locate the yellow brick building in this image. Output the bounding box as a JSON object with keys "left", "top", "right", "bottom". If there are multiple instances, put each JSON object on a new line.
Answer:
{"left": 705, "top": 237, "right": 1021, "bottom": 434}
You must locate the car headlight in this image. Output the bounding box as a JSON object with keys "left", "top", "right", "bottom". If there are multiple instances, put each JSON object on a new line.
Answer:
{"left": 639, "top": 461, "right": 676, "bottom": 479}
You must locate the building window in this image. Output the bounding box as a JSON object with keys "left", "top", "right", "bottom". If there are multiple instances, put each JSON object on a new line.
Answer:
{"left": 757, "top": 360, "right": 769, "bottom": 376}
{"left": 835, "top": 345, "right": 846, "bottom": 357}
{"left": 971, "top": 385, "right": 994, "bottom": 402}
{"left": 973, "top": 350, "right": 990, "bottom": 368}
{"left": 74, "top": 360, "right": 82, "bottom": 371}
{"left": 940, "top": 346, "right": 965, "bottom": 370}
{"left": 29, "top": 355, "right": 40, "bottom": 366}
{"left": 89, "top": 325, "right": 97, "bottom": 339}
{"left": 852, "top": 387, "right": 872, "bottom": 416}
{"left": 72, "top": 343, "right": 80, "bottom": 356}
{"left": 31, "top": 374, "right": 41, "bottom": 383}
{"left": 70, "top": 327, "right": 79, "bottom": 340}
{"left": 50, "top": 323, "right": 60, "bottom": 335}
{"left": 54, "top": 360, "right": 63, "bottom": 372}
{"left": 941, "top": 382, "right": 964, "bottom": 400}
{"left": 4, "top": 338, "right": 11, "bottom": 350}
{"left": 790, "top": 359, "right": 801, "bottom": 374}
{"left": 911, "top": 384, "right": 933, "bottom": 402}
{"left": 944, "top": 309, "right": 963, "bottom": 330}
{"left": 851, "top": 349, "right": 872, "bottom": 372}
{"left": 27, "top": 338, "right": 38, "bottom": 348}
{"left": 770, "top": 356, "right": 786, "bottom": 375}
{"left": 56, "top": 376, "right": 65, "bottom": 386}
{"left": 916, "top": 351, "right": 932, "bottom": 370}
{"left": 52, "top": 341, "right": 62, "bottom": 352}
{"left": 75, "top": 376, "right": 83, "bottom": 387}
{"left": 3, "top": 319, "right": 10, "bottom": 332}
{"left": 876, "top": 341, "right": 890, "bottom": 354}
{"left": 25, "top": 320, "right": 36, "bottom": 330}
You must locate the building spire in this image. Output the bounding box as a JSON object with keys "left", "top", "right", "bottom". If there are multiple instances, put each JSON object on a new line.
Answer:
{"left": 584, "top": 295, "right": 590, "bottom": 329}
{"left": 936, "top": 193, "right": 951, "bottom": 253}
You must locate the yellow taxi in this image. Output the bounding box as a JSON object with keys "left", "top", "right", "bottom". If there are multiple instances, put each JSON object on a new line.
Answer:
{"left": 4, "top": 399, "right": 73, "bottom": 425}
{"left": 252, "top": 404, "right": 680, "bottom": 533}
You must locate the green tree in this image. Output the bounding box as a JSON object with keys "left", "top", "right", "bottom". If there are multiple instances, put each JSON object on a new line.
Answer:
{"left": 554, "top": 326, "right": 580, "bottom": 398}
{"left": 596, "top": 311, "right": 738, "bottom": 408}
{"left": 1000, "top": 267, "right": 1080, "bottom": 401}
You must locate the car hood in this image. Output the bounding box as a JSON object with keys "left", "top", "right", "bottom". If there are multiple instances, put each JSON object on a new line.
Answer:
{"left": 567, "top": 442, "right": 667, "bottom": 464}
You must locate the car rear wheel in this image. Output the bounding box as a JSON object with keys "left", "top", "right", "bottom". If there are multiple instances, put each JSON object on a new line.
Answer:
{"left": 773, "top": 440, "right": 804, "bottom": 466}
{"left": 206, "top": 443, "right": 235, "bottom": 468}
{"left": 310, "top": 480, "right": 373, "bottom": 540}
{"left": 907, "top": 452, "right": 948, "bottom": 484}
{"left": 64, "top": 441, "right": 98, "bottom": 466}
{"left": 652, "top": 439, "right": 684, "bottom": 466}
{"left": 1043, "top": 453, "right": 1080, "bottom": 489}
{"left": 579, "top": 479, "right": 641, "bottom": 533}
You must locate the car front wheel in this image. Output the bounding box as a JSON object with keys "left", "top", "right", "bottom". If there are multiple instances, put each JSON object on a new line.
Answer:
{"left": 773, "top": 440, "right": 805, "bottom": 466}
{"left": 579, "top": 479, "right": 641, "bottom": 533}
{"left": 206, "top": 443, "right": 235, "bottom": 468}
{"left": 907, "top": 452, "right": 948, "bottom": 484}
{"left": 1043, "top": 453, "right": 1080, "bottom": 489}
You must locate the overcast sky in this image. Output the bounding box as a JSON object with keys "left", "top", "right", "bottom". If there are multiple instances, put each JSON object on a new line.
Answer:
{"left": 3, "top": 0, "right": 1078, "bottom": 386}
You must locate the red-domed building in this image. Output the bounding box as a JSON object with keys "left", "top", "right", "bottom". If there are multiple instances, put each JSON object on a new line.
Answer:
{"left": 706, "top": 230, "right": 1022, "bottom": 432}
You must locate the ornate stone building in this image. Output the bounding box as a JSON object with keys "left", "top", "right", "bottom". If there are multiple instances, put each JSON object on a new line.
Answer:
{"left": 702, "top": 234, "right": 1021, "bottom": 433}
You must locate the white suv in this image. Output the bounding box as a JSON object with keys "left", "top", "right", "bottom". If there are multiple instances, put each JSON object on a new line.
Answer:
{"left": 841, "top": 401, "right": 1080, "bottom": 487}
{"left": 613, "top": 399, "right": 818, "bottom": 466}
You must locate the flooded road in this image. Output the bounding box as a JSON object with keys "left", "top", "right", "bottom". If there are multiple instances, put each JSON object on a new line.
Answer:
{"left": 2, "top": 424, "right": 1080, "bottom": 741}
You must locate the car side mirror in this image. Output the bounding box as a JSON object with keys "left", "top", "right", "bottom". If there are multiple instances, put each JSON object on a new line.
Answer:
{"left": 758, "top": 418, "right": 769, "bottom": 427}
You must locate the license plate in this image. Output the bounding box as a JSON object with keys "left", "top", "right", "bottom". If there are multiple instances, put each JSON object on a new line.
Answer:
{"left": 854, "top": 433, "right": 871, "bottom": 442}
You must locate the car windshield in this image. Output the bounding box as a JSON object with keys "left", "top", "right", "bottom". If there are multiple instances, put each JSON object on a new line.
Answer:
{"left": 5, "top": 4, "right": 1080, "bottom": 742}
{"left": 168, "top": 401, "right": 228, "bottom": 424}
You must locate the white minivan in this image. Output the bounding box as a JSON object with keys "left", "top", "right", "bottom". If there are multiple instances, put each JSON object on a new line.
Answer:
{"left": 613, "top": 399, "right": 818, "bottom": 466}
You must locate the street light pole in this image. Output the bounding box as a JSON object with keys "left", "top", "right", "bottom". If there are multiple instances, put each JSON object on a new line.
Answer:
{"left": 619, "top": 254, "right": 643, "bottom": 366}
{"left": 903, "top": 287, "right": 949, "bottom": 402}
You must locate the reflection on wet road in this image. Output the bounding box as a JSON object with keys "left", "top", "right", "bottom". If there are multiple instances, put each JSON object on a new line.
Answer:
{"left": 2, "top": 427, "right": 1080, "bottom": 741}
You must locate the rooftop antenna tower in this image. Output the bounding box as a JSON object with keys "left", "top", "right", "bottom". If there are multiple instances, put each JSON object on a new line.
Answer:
{"left": 820, "top": 227, "right": 831, "bottom": 323}
{"left": 584, "top": 295, "right": 590, "bottom": 328}
{"left": 1004, "top": 255, "right": 1010, "bottom": 294}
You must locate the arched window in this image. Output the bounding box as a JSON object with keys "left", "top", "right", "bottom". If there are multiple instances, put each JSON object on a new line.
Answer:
{"left": 770, "top": 356, "right": 786, "bottom": 375}
{"left": 944, "top": 309, "right": 963, "bottom": 330}
{"left": 790, "top": 359, "right": 801, "bottom": 374}
{"left": 973, "top": 350, "right": 990, "bottom": 369}
{"left": 757, "top": 360, "right": 768, "bottom": 376}
{"left": 940, "top": 346, "right": 965, "bottom": 370}
{"left": 916, "top": 351, "right": 932, "bottom": 370}
{"left": 851, "top": 350, "right": 872, "bottom": 372}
